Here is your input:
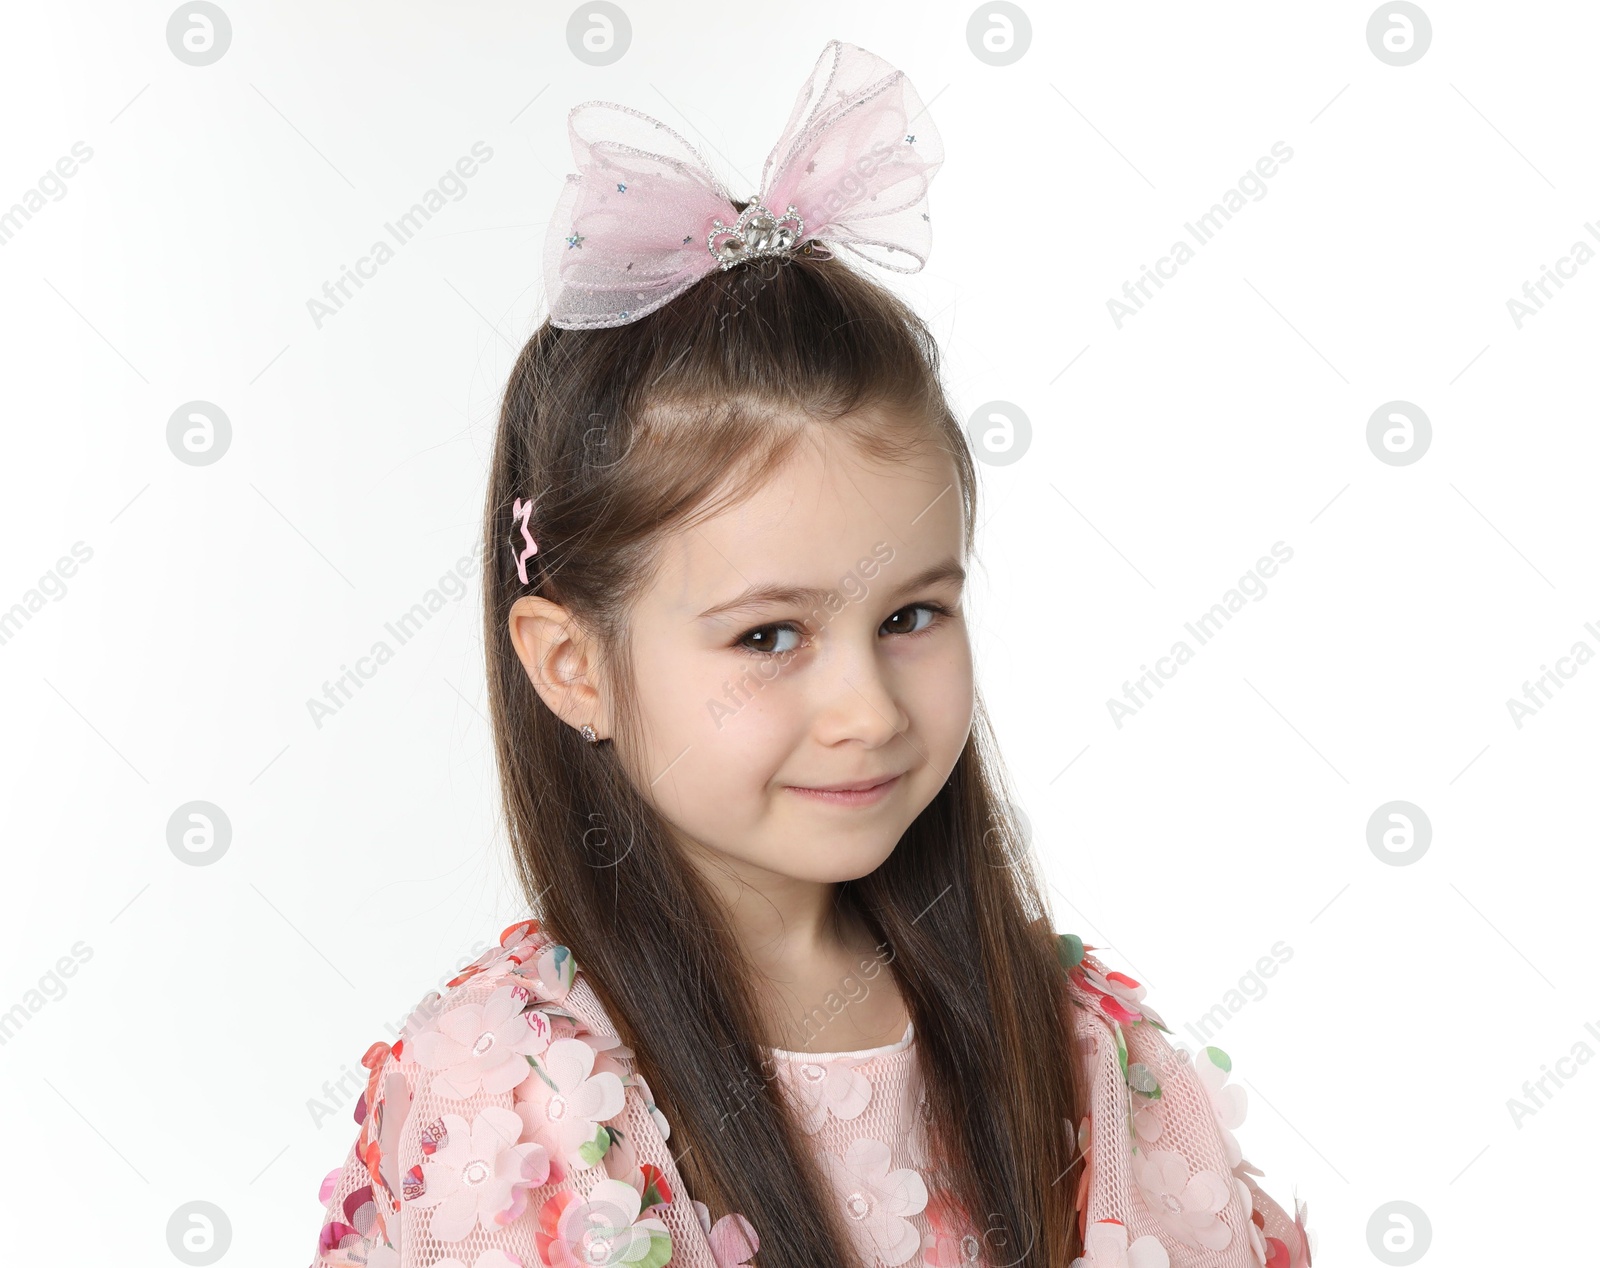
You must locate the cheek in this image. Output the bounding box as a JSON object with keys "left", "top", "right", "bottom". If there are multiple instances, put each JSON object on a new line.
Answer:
{"left": 622, "top": 638, "right": 722, "bottom": 782}
{"left": 701, "top": 661, "right": 807, "bottom": 761}
{"left": 624, "top": 647, "right": 731, "bottom": 823}
{"left": 912, "top": 637, "right": 975, "bottom": 752}
{"left": 625, "top": 643, "right": 794, "bottom": 789}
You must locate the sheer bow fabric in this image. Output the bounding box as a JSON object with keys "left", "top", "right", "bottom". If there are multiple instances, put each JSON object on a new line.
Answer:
{"left": 543, "top": 40, "right": 944, "bottom": 329}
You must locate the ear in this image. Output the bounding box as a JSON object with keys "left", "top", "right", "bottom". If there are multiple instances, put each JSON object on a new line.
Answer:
{"left": 507, "top": 596, "right": 611, "bottom": 739}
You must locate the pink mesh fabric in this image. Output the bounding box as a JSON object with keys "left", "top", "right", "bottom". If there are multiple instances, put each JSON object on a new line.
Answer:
{"left": 762, "top": 1024, "right": 935, "bottom": 1266}
{"left": 310, "top": 921, "right": 723, "bottom": 1268}
{"left": 542, "top": 40, "right": 943, "bottom": 330}
{"left": 1063, "top": 949, "right": 1314, "bottom": 1268}
{"left": 306, "top": 927, "right": 1312, "bottom": 1268}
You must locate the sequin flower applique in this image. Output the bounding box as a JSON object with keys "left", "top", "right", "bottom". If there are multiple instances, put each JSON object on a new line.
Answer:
{"left": 537, "top": 1176, "right": 673, "bottom": 1268}
{"left": 407, "top": 1106, "right": 555, "bottom": 1241}
{"left": 818, "top": 1137, "right": 929, "bottom": 1267}
{"left": 411, "top": 982, "right": 554, "bottom": 1100}
{"left": 514, "top": 1036, "right": 627, "bottom": 1169}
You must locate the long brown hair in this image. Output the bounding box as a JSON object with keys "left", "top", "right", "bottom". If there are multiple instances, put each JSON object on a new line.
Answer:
{"left": 481, "top": 238, "right": 1086, "bottom": 1266}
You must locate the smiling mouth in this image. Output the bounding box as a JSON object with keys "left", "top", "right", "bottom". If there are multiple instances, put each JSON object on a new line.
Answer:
{"left": 784, "top": 773, "right": 904, "bottom": 806}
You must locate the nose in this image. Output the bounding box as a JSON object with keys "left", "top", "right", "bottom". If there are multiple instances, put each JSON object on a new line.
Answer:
{"left": 811, "top": 638, "right": 910, "bottom": 750}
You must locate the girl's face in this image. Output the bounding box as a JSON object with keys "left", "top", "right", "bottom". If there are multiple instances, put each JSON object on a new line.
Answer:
{"left": 617, "top": 418, "right": 973, "bottom": 888}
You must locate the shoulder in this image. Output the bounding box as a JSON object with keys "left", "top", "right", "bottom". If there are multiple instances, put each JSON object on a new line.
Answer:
{"left": 1051, "top": 932, "right": 1315, "bottom": 1268}
{"left": 1055, "top": 933, "right": 1171, "bottom": 1033}
{"left": 311, "top": 922, "right": 563, "bottom": 1259}
{"left": 418, "top": 919, "right": 574, "bottom": 1013}
{"left": 391, "top": 920, "right": 644, "bottom": 1166}
{"left": 313, "top": 920, "right": 678, "bottom": 1267}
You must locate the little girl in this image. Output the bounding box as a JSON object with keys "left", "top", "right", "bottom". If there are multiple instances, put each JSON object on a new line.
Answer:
{"left": 309, "top": 41, "right": 1313, "bottom": 1268}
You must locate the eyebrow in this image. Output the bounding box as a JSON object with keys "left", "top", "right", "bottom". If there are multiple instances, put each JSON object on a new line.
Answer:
{"left": 696, "top": 557, "right": 967, "bottom": 622}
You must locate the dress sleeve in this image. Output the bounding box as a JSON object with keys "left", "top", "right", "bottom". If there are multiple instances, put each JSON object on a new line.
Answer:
{"left": 309, "top": 1038, "right": 413, "bottom": 1268}
{"left": 307, "top": 922, "right": 677, "bottom": 1268}
{"left": 1057, "top": 935, "right": 1316, "bottom": 1268}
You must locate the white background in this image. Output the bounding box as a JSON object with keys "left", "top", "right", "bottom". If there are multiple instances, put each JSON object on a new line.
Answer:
{"left": 2, "top": 1, "right": 1593, "bottom": 1263}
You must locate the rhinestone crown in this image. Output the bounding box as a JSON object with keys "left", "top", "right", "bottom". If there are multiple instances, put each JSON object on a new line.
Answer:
{"left": 707, "top": 201, "right": 805, "bottom": 270}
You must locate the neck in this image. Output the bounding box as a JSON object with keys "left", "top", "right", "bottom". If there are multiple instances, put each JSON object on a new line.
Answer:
{"left": 673, "top": 835, "right": 898, "bottom": 1050}
{"left": 681, "top": 837, "right": 858, "bottom": 969}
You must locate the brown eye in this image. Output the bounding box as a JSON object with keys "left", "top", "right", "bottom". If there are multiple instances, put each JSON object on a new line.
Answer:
{"left": 737, "top": 624, "right": 801, "bottom": 654}
{"left": 880, "top": 605, "right": 936, "bottom": 636}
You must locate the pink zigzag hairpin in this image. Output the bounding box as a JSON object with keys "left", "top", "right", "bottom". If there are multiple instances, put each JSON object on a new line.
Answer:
{"left": 543, "top": 39, "right": 944, "bottom": 330}
{"left": 510, "top": 497, "right": 538, "bottom": 584}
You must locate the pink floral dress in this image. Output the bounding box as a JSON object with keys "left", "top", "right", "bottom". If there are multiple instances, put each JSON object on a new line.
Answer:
{"left": 307, "top": 922, "right": 1313, "bottom": 1268}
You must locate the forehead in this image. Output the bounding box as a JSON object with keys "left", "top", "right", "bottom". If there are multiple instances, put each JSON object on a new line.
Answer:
{"left": 642, "top": 424, "right": 964, "bottom": 612}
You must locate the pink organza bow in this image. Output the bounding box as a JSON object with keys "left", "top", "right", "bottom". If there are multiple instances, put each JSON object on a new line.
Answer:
{"left": 543, "top": 40, "right": 944, "bottom": 330}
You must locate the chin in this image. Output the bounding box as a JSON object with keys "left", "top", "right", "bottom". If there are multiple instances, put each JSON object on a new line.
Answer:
{"left": 790, "top": 832, "right": 902, "bottom": 883}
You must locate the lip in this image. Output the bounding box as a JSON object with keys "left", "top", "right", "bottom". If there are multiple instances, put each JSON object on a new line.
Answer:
{"left": 784, "top": 773, "right": 904, "bottom": 807}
